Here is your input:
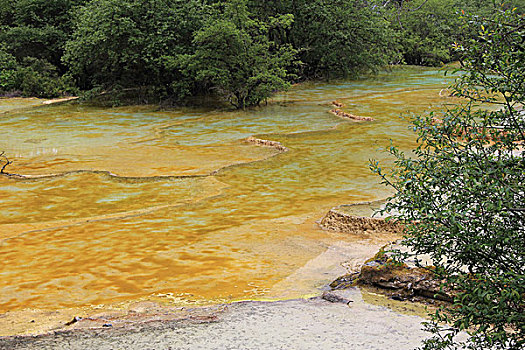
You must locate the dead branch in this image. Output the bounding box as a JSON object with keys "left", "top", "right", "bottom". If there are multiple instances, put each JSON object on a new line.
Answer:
{"left": 0, "top": 151, "right": 13, "bottom": 174}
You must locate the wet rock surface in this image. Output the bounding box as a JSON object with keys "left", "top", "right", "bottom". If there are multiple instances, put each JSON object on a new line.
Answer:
{"left": 321, "top": 289, "right": 355, "bottom": 304}
{"left": 320, "top": 203, "right": 451, "bottom": 303}
{"left": 358, "top": 261, "right": 453, "bottom": 302}
{"left": 330, "top": 257, "right": 453, "bottom": 303}
{"left": 329, "top": 272, "right": 360, "bottom": 290}
{"left": 331, "top": 100, "right": 345, "bottom": 108}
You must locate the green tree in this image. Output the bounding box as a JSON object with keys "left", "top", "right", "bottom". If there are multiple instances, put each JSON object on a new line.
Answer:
{"left": 388, "top": 0, "right": 464, "bottom": 65}
{"left": 0, "top": 0, "right": 85, "bottom": 96}
{"left": 0, "top": 45, "right": 18, "bottom": 92}
{"left": 63, "top": 0, "right": 207, "bottom": 97}
{"left": 245, "top": 0, "right": 398, "bottom": 79}
{"left": 388, "top": 0, "right": 524, "bottom": 66}
{"left": 0, "top": 0, "right": 86, "bottom": 70}
{"left": 373, "top": 8, "right": 524, "bottom": 349}
{"left": 289, "top": 0, "right": 397, "bottom": 78}
{"left": 186, "top": 0, "right": 297, "bottom": 109}
{"left": 14, "top": 57, "right": 77, "bottom": 97}
{"left": 1, "top": 26, "right": 66, "bottom": 69}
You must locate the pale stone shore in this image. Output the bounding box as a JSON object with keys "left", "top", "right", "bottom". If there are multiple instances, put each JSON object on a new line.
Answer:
{"left": 41, "top": 96, "right": 79, "bottom": 105}
{"left": 0, "top": 290, "right": 436, "bottom": 350}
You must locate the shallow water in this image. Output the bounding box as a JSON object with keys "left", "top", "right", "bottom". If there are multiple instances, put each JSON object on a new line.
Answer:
{"left": 0, "top": 67, "right": 456, "bottom": 321}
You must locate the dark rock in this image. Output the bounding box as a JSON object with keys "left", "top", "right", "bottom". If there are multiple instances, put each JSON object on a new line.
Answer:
{"left": 328, "top": 250, "right": 454, "bottom": 304}
{"left": 245, "top": 136, "right": 288, "bottom": 152}
{"left": 329, "top": 273, "right": 359, "bottom": 290}
{"left": 357, "top": 260, "right": 454, "bottom": 302}
{"left": 322, "top": 291, "right": 353, "bottom": 304}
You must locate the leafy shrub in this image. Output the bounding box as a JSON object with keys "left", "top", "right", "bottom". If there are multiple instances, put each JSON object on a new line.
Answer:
{"left": 373, "top": 8, "right": 524, "bottom": 349}
{"left": 0, "top": 46, "right": 19, "bottom": 92}
{"left": 13, "top": 58, "right": 77, "bottom": 97}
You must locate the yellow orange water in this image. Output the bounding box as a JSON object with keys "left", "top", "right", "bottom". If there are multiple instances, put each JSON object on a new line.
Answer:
{"left": 0, "top": 67, "right": 456, "bottom": 319}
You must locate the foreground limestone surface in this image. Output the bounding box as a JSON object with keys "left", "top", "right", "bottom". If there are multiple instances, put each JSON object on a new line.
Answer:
{"left": 0, "top": 290, "right": 432, "bottom": 350}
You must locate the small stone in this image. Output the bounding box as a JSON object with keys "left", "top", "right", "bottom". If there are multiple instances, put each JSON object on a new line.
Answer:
{"left": 364, "top": 260, "right": 382, "bottom": 268}
{"left": 322, "top": 291, "right": 353, "bottom": 305}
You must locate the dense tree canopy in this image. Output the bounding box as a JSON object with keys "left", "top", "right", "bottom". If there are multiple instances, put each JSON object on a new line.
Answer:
{"left": 388, "top": 0, "right": 524, "bottom": 65}
{"left": 0, "top": 0, "right": 85, "bottom": 96}
{"left": 184, "top": 0, "right": 296, "bottom": 108}
{"left": 63, "top": 0, "right": 207, "bottom": 95}
{"left": 0, "top": 0, "right": 83, "bottom": 67}
{"left": 287, "top": 0, "right": 396, "bottom": 78}
{"left": 245, "top": 0, "right": 397, "bottom": 78}
{"left": 0, "top": 0, "right": 520, "bottom": 104}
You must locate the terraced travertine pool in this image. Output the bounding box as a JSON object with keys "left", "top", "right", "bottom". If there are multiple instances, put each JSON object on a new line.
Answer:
{"left": 0, "top": 66, "right": 456, "bottom": 334}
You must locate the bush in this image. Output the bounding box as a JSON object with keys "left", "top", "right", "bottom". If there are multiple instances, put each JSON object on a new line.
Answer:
{"left": 373, "top": 8, "right": 524, "bottom": 349}
{"left": 0, "top": 46, "right": 19, "bottom": 92}
{"left": 12, "top": 58, "right": 77, "bottom": 97}
{"left": 63, "top": 0, "right": 208, "bottom": 95}
{"left": 185, "top": 0, "right": 297, "bottom": 109}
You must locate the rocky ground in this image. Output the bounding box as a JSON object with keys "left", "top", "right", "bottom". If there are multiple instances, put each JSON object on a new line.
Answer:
{"left": 0, "top": 290, "right": 437, "bottom": 350}
{"left": 320, "top": 202, "right": 450, "bottom": 304}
